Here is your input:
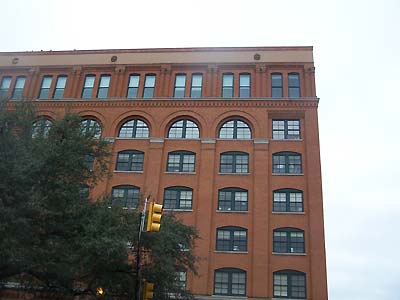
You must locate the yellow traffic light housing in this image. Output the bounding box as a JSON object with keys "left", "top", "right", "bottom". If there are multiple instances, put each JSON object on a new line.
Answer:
{"left": 143, "top": 282, "right": 154, "bottom": 300}
{"left": 146, "top": 201, "right": 163, "bottom": 232}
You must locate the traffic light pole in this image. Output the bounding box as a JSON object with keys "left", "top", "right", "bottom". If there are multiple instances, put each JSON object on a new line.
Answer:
{"left": 134, "top": 197, "right": 148, "bottom": 300}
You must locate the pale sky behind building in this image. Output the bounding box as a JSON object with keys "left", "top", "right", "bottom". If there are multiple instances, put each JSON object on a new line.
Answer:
{"left": 1, "top": 0, "right": 400, "bottom": 299}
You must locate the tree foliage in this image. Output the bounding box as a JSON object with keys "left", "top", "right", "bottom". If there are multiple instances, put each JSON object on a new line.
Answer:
{"left": 0, "top": 102, "right": 198, "bottom": 299}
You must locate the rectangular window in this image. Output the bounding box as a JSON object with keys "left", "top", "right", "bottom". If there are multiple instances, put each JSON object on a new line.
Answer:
{"left": 167, "top": 151, "right": 195, "bottom": 173}
{"left": 143, "top": 74, "right": 156, "bottom": 98}
{"left": 38, "top": 76, "right": 53, "bottom": 99}
{"left": 53, "top": 76, "right": 67, "bottom": 99}
{"left": 82, "top": 75, "right": 95, "bottom": 99}
{"left": 176, "top": 271, "right": 187, "bottom": 290}
{"left": 97, "top": 74, "right": 110, "bottom": 99}
{"left": 288, "top": 73, "right": 300, "bottom": 97}
{"left": 222, "top": 73, "right": 234, "bottom": 98}
{"left": 214, "top": 269, "right": 246, "bottom": 296}
{"left": 174, "top": 74, "right": 186, "bottom": 98}
{"left": 11, "top": 76, "right": 26, "bottom": 99}
{"left": 216, "top": 227, "right": 247, "bottom": 252}
{"left": 271, "top": 73, "right": 283, "bottom": 98}
{"left": 190, "top": 74, "right": 202, "bottom": 98}
{"left": 127, "top": 74, "right": 140, "bottom": 98}
{"left": 272, "top": 152, "right": 302, "bottom": 174}
{"left": 0, "top": 76, "right": 12, "bottom": 99}
{"left": 218, "top": 189, "right": 248, "bottom": 211}
{"left": 272, "top": 120, "right": 300, "bottom": 140}
{"left": 220, "top": 152, "right": 249, "bottom": 173}
{"left": 239, "top": 74, "right": 250, "bottom": 98}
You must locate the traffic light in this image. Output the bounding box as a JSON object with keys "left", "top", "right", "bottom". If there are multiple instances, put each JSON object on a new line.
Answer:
{"left": 146, "top": 201, "right": 163, "bottom": 232}
{"left": 142, "top": 282, "right": 154, "bottom": 300}
{"left": 96, "top": 287, "right": 105, "bottom": 299}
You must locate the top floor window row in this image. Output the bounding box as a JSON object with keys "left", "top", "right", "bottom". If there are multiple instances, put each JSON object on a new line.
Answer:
{"left": 0, "top": 71, "right": 303, "bottom": 100}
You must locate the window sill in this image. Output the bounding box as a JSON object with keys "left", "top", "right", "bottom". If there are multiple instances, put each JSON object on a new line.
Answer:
{"left": 271, "top": 138, "right": 303, "bottom": 142}
{"left": 215, "top": 251, "right": 248, "bottom": 254}
{"left": 272, "top": 173, "right": 304, "bottom": 176}
{"left": 216, "top": 210, "right": 248, "bottom": 213}
{"left": 218, "top": 173, "right": 249, "bottom": 176}
{"left": 165, "top": 172, "right": 196, "bottom": 175}
{"left": 210, "top": 295, "right": 247, "bottom": 299}
{"left": 272, "top": 252, "right": 306, "bottom": 256}
{"left": 114, "top": 170, "right": 143, "bottom": 173}
{"left": 163, "top": 209, "right": 193, "bottom": 212}
{"left": 165, "top": 138, "right": 201, "bottom": 140}
{"left": 272, "top": 211, "right": 305, "bottom": 215}
{"left": 115, "top": 137, "right": 150, "bottom": 140}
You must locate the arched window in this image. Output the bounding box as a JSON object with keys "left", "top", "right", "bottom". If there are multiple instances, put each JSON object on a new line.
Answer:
{"left": 272, "top": 152, "right": 302, "bottom": 174}
{"left": 273, "top": 270, "right": 306, "bottom": 299}
{"left": 216, "top": 226, "right": 247, "bottom": 252}
{"left": 220, "top": 151, "right": 249, "bottom": 173}
{"left": 167, "top": 151, "right": 195, "bottom": 172}
{"left": 116, "top": 150, "right": 144, "bottom": 171}
{"left": 218, "top": 188, "right": 248, "bottom": 212}
{"left": 273, "top": 189, "right": 303, "bottom": 212}
{"left": 273, "top": 228, "right": 305, "bottom": 253}
{"left": 111, "top": 185, "right": 140, "bottom": 209}
{"left": 219, "top": 119, "right": 251, "bottom": 139}
{"left": 163, "top": 186, "right": 193, "bottom": 210}
{"left": 80, "top": 119, "right": 102, "bottom": 138}
{"left": 118, "top": 119, "right": 149, "bottom": 138}
{"left": 214, "top": 268, "right": 246, "bottom": 296}
{"left": 168, "top": 119, "right": 199, "bottom": 139}
{"left": 32, "top": 118, "right": 52, "bottom": 138}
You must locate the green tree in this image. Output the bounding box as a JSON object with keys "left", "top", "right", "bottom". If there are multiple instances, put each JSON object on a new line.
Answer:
{"left": 0, "top": 102, "right": 198, "bottom": 299}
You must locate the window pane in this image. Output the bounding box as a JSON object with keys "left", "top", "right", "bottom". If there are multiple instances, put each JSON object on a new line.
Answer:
{"left": 84, "top": 75, "right": 95, "bottom": 87}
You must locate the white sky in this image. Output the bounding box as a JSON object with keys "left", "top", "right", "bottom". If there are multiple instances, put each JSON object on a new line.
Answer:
{"left": 1, "top": 0, "right": 400, "bottom": 299}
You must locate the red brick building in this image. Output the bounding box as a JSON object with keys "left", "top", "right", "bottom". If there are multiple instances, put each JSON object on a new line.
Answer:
{"left": 0, "top": 47, "right": 328, "bottom": 300}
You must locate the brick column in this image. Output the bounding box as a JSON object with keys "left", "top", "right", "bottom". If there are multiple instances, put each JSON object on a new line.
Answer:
{"left": 112, "top": 66, "right": 126, "bottom": 98}
{"left": 25, "top": 67, "right": 40, "bottom": 99}
{"left": 68, "top": 66, "right": 82, "bottom": 98}
{"left": 255, "top": 64, "right": 266, "bottom": 97}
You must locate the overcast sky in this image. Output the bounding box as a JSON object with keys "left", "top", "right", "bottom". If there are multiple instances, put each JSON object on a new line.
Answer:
{"left": 1, "top": 0, "right": 400, "bottom": 299}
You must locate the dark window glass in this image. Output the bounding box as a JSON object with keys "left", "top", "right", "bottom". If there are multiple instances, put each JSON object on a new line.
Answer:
{"left": 53, "top": 76, "right": 67, "bottom": 99}
{"left": 222, "top": 73, "right": 234, "bottom": 98}
{"left": 163, "top": 186, "right": 193, "bottom": 210}
{"left": 118, "top": 119, "right": 149, "bottom": 138}
{"left": 11, "top": 76, "right": 26, "bottom": 99}
{"left": 79, "top": 185, "right": 90, "bottom": 200}
{"left": 168, "top": 119, "right": 199, "bottom": 139}
{"left": 0, "top": 76, "right": 12, "bottom": 99}
{"left": 176, "top": 271, "right": 187, "bottom": 290}
{"left": 273, "top": 270, "right": 306, "bottom": 299}
{"left": 84, "top": 154, "right": 94, "bottom": 171}
{"left": 218, "top": 188, "right": 248, "bottom": 211}
{"left": 273, "top": 228, "right": 305, "bottom": 253}
{"left": 82, "top": 75, "right": 95, "bottom": 99}
{"left": 271, "top": 73, "right": 283, "bottom": 98}
{"left": 219, "top": 119, "right": 251, "bottom": 139}
{"left": 288, "top": 73, "right": 300, "bottom": 98}
{"left": 273, "top": 189, "right": 304, "bottom": 212}
{"left": 174, "top": 74, "right": 186, "bottom": 98}
{"left": 80, "top": 119, "right": 102, "bottom": 138}
{"left": 272, "top": 152, "right": 302, "bottom": 174}
{"left": 167, "top": 151, "right": 195, "bottom": 172}
{"left": 220, "top": 152, "right": 249, "bottom": 173}
{"left": 97, "top": 74, "right": 110, "bottom": 99}
{"left": 116, "top": 150, "right": 144, "bottom": 171}
{"left": 239, "top": 73, "right": 250, "bottom": 98}
{"left": 112, "top": 185, "right": 140, "bottom": 209}
{"left": 31, "top": 118, "right": 52, "bottom": 138}
{"left": 214, "top": 268, "right": 246, "bottom": 296}
{"left": 143, "top": 74, "right": 156, "bottom": 98}
{"left": 216, "top": 226, "right": 247, "bottom": 252}
{"left": 190, "top": 73, "right": 202, "bottom": 98}
{"left": 38, "top": 76, "right": 52, "bottom": 99}
{"left": 127, "top": 74, "right": 140, "bottom": 98}
{"left": 272, "top": 120, "right": 300, "bottom": 140}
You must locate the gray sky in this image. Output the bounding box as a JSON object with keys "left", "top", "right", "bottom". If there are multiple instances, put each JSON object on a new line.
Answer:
{"left": 1, "top": 0, "right": 400, "bottom": 299}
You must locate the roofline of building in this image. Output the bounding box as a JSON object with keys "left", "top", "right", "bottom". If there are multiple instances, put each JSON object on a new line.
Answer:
{"left": 0, "top": 46, "right": 313, "bottom": 56}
